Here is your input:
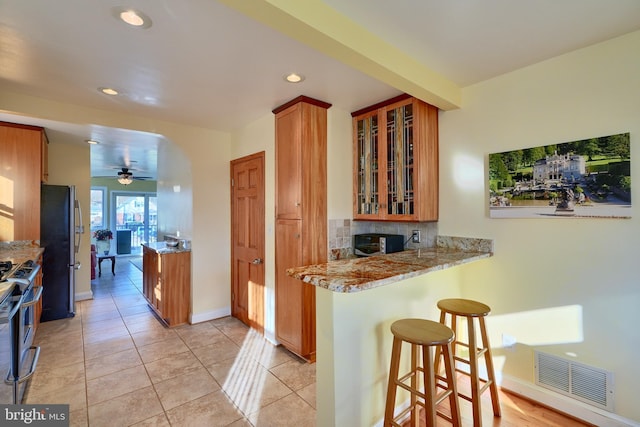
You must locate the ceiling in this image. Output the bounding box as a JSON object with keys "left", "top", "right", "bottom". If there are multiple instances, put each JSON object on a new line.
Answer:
{"left": 1, "top": 0, "right": 640, "bottom": 181}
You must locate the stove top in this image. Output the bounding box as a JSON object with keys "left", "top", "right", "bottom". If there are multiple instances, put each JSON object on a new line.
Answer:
{"left": 0, "top": 261, "right": 18, "bottom": 282}
{"left": 0, "top": 260, "right": 39, "bottom": 287}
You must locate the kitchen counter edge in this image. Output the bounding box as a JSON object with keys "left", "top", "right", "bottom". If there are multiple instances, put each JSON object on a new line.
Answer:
{"left": 0, "top": 241, "right": 44, "bottom": 264}
{"left": 286, "top": 235, "right": 493, "bottom": 293}
{"left": 142, "top": 242, "right": 191, "bottom": 254}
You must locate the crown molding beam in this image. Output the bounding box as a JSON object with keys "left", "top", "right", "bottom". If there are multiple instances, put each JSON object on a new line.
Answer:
{"left": 219, "top": 0, "right": 461, "bottom": 110}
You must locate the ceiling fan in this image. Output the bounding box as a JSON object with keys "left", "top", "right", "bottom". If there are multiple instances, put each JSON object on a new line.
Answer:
{"left": 115, "top": 167, "right": 152, "bottom": 185}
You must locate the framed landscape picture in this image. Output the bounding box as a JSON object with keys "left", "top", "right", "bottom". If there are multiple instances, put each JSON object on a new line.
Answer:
{"left": 489, "top": 133, "right": 631, "bottom": 219}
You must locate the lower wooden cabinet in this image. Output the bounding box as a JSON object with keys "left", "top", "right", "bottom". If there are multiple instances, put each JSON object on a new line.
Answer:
{"left": 142, "top": 245, "right": 191, "bottom": 327}
{"left": 275, "top": 219, "right": 316, "bottom": 361}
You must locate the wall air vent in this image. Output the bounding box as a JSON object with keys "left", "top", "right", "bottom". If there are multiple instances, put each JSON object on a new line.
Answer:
{"left": 535, "top": 351, "right": 614, "bottom": 411}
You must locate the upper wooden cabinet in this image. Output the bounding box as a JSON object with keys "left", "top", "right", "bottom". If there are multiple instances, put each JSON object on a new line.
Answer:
{"left": 274, "top": 96, "right": 332, "bottom": 222}
{"left": 0, "top": 121, "right": 47, "bottom": 241}
{"left": 352, "top": 95, "right": 439, "bottom": 222}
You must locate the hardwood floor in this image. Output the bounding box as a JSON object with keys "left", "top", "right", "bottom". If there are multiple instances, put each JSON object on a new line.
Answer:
{"left": 402, "top": 382, "right": 595, "bottom": 426}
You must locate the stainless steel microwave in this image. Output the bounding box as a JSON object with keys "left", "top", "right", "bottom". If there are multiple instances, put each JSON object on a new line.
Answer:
{"left": 353, "top": 233, "right": 404, "bottom": 257}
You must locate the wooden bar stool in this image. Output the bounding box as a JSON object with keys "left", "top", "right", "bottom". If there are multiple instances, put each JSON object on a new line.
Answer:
{"left": 384, "top": 318, "right": 461, "bottom": 427}
{"left": 435, "top": 299, "right": 501, "bottom": 426}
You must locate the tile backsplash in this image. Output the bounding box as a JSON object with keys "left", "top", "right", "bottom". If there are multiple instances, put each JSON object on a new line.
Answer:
{"left": 328, "top": 219, "right": 438, "bottom": 260}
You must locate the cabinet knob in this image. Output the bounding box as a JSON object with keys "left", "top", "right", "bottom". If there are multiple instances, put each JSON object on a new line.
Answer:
{"left": 295, "top": 202, "right": 301, "bottom": 207}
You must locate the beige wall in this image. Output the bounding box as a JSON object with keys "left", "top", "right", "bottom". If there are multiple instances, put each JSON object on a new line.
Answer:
{"left": 439, "top": 30, "right": 640, "bottom": 421}
{"left": 46, "top": 142, "right": 92, "bottom": 299}
{"left": 0, "top": 92, "right": 232, "bottom": 322}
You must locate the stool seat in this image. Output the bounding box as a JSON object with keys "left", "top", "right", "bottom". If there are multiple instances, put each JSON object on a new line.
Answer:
{"left": 391, "top": 318, "right": 454, "bottom": 346}
{"left": 385, "top": 318, "right": 461, "bottom": 427}
{"left": 437, "top": 298, "right": 491, "bottom": 317}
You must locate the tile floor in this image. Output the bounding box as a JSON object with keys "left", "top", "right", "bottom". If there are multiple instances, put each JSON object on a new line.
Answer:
{"left": 25, "top": 256, "right": 316, "bottom": 426}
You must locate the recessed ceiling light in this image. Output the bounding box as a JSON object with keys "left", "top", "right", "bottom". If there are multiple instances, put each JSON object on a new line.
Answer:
{"left": 99, "top": 87, "right": 119, "bottom": 96}
{"left": 112, "top": 7, "right": 152, "bottom": 29}
{"left": 284, "top": 73, "right": 305, "bottom": 83}
{"left": 86, "top": 139, "right": 100, "bottom": 145}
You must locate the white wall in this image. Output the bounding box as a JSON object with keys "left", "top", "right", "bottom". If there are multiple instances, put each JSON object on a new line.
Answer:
{"left": 439, "top": 30, "right": 640, "bottom": 422}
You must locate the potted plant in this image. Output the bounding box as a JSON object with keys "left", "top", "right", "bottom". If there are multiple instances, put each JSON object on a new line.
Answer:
{"left": 93, "top": 229, "right": 113, "bottom": 255}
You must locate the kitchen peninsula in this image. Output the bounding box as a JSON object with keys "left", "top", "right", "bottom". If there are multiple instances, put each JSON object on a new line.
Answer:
{"left": 287, "top": 236, "right": 493, "bottom": 427}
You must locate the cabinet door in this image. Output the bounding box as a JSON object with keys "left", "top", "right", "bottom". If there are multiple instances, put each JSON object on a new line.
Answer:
{"left": 0, "top": 123, "right": 42, "bottom": 240}
{"left": 142, "top": 246, "right": 157, "bottom": 307}
{"left": 275, "top": 104, "right": 302, "bottom": 220}
{"left": 275, "top": 219, "right": 304, "bottom": 353}
{"left": 353, "top": 112, "right": 381, "bottom": 218}
{"left": 383, "top": 100, "right": 416, "bottom": 220}
{"left": 160, "top": 251, "right": 191, "bottom": 326}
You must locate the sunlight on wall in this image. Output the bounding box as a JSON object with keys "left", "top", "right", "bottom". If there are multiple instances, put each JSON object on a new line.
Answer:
{"left": 263, "top": 282, "right": 276, "bottom": 343}
{"left": 0, "top": 175, "right": 14, "bottom": 240}
{"left": 487, "top": 305, "right": 584, "bottom": 348}
{"left": 451, "top": 152, "right": 484, "bottom": 192}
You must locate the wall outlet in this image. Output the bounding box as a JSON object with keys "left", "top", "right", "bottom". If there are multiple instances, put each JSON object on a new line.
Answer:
{"left": 411, "top": 230, "right": 420, "bottom": 243}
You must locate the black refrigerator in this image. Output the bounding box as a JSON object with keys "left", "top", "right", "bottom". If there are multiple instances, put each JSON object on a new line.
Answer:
{"left": 40, "top": 184, "right": 83, "bottom": 322}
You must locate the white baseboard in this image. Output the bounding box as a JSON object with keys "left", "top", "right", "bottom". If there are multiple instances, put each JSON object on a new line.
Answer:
{"left": 190, "top": 307, "right": 231, "bottom": 324}
{"left": 75, "top": 291, "right": 93, "bottom": 301}
{"left": 500, "top": 375, "right": 639, "bottom": 427}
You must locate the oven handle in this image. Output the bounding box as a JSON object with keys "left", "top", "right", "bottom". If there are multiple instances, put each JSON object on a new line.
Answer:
{"left": 20, "top": 286, "right": 43, "bottom": 308}
{"left": 4, "top": 346, "right": 40, "bottom": 385}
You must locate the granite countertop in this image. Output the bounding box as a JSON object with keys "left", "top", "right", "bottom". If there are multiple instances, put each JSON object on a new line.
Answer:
{"left": 286, "top": 236, "right": 493, "bottom": 293}
{"left": 142, "top": 242, "right": 191, "bottom": 254}
{"left": 0, "top": 241, "right": 44, "bottom": 264}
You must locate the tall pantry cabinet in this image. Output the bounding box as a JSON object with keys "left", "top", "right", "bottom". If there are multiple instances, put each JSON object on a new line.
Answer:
{"left": 273, "top": 96, "right": 331, "bottom": 362}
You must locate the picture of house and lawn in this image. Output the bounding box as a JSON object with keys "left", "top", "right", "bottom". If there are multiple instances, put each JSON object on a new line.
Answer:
{"left": 489, "top": 132, "right": 631, "bottom": 218}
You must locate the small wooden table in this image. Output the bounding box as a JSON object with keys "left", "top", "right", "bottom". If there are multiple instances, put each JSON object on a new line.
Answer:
{"left": 97, "top": 255, "right": 116, "bottom": 277}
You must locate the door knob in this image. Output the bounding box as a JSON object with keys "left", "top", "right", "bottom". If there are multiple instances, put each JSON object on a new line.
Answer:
{"left": 252, "top": 258, "right": 263, "bottom": 265}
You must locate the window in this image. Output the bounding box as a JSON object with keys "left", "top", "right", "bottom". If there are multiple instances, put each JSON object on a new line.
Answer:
{"left": 90, "top": 187, "right": 107, "bottom": 229}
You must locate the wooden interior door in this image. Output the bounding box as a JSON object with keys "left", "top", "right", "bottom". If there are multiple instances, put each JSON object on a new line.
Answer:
{"left": 230, "top": 152, "right": 265, "bottom": 332}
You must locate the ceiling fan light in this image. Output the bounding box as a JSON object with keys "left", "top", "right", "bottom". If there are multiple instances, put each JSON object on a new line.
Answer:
{"left": 118, "top": 176, "right": 133, "bottom": 185}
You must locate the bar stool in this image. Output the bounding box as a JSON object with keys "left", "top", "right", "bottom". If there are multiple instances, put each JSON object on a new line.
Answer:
{"left": 435, "top": 299, "right": 501, "bottom": 426}
{"left": 384, "top": 318, "right": 461, "bottom": 427}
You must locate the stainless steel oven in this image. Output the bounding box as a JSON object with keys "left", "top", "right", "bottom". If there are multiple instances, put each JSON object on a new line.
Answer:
{"left": 0, "top": 260, "right": 41, "bottom": 404}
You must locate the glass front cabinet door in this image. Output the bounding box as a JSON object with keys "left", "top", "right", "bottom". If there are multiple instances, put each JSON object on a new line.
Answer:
{"left": 352, "top": 95, "right": 439, "bottom": 222}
